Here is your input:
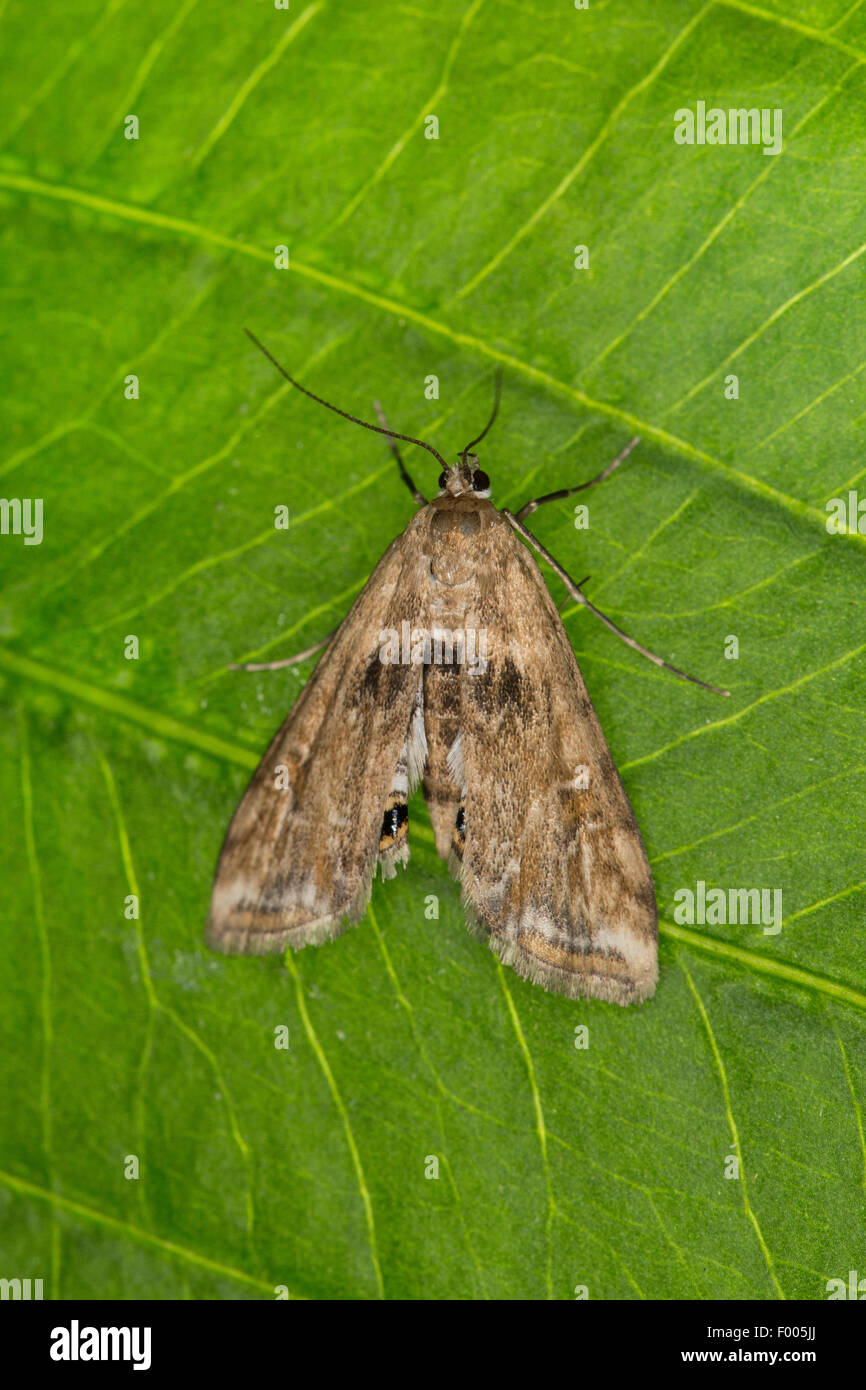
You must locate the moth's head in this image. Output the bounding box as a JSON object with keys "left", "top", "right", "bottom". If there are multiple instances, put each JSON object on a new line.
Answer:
{"left": 434, "top": 366, "right": 502, "bottom": 500}
{"left": 437, "top": 453, "right": 492, "bottom": 500}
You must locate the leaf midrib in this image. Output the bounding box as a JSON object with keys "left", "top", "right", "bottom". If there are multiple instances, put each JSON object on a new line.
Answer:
{"left": 1, "top": 168, "right": 864, "bottom": 552}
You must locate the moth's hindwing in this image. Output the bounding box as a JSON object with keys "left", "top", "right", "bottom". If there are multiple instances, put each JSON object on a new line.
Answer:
{"left": 206, "top": 518, "right": 430, "bottom": 954}
{"left": 455, "top": 520, "right": 658, "bottom": 1005}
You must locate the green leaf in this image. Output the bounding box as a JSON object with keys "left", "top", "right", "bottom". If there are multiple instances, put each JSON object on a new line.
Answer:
{"left": 1, "top": 0, "right": 864, "bottom": 1300}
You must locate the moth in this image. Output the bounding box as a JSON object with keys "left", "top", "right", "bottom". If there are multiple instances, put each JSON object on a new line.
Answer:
{"left": 206, "top": 332, "right": 728, "bottom": 1005}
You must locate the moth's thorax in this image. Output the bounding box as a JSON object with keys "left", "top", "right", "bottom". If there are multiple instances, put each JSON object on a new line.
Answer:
{"left": 424, "top": 494, "right": 499, "bottom": 586}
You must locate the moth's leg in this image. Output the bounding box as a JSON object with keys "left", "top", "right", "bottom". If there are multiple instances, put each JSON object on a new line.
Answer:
{"left": 504, "top": 510, "right": 730, "bottom": 696}
{"left": 229, "top": 630, "right": 336, "bottom": 671}
{"left": 373, "top": 400, "right": 427, "bottom": 506}
{"left": 515, "top": 436, "right": 640, "bottom": 521}
{"left": 558, "top": 574, "right": 589, "bottom": 609}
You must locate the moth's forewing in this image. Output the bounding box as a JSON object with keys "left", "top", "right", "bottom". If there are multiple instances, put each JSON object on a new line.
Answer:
{"left": 207, "top": 487, "right": 657, "bottom": 1005}
{"left": 206, "top": 519, "right": 430, "bottom": 954}
{"left": 454, "top": 512, "right": 658, "bottom": 1004}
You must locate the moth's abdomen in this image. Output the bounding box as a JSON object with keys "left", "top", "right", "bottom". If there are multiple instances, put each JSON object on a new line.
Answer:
{"left": 420, "top": 663, "right": 463, "bottom": 862}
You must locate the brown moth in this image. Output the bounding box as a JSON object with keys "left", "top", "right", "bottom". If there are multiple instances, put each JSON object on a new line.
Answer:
{"left": 206, "top": 333, "right": 728, "bottom": 1005}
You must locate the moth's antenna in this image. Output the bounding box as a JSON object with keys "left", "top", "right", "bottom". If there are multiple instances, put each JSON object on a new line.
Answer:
{"left": 460, "top": 366, "right": 503, "bottom": 460}
{"left": 244, "top": 328, "right": 449, "bottom": 470}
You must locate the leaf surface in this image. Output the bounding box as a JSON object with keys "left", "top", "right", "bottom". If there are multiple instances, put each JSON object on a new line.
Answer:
{"left": 1, "top": 0, "right": 864, "bottom": 1299}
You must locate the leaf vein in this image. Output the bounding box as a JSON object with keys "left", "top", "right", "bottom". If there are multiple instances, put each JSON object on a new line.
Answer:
{"left": 0, "top": 1167, "right": 285, "bottom": 1296}
{"left": 2, "top": 168, "right": 862, "bottom": 549}
{"left": 19, "top": 711, "right": 61, "bottom": 1299}
{"left": 682, "top": 963, "right": 785, "bottom": 1298}
{"left": 188, "top": 2, "right": 326, "bottom": 175}
{"left": 368, "top": 905, "right": 489, "bottom": 1297}
{"left": 284, "top": 952, "right": 385, "bottom": 1298}
{"left": 97, "top": 751, "right": 257, "bottom": 1245}
{"left": 496, "top": 963, "right": 555, "bottom": 1299}
{"left": 450, "top": 3, "right": 713, "bottom": 302}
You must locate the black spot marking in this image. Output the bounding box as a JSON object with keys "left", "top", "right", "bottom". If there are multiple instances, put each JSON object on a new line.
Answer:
{"left": 496, "top": 656, "right": 525, "bottom": 708}
{"left": 364, "top": 650, "right": 409, "bottom": 709}
{"left": 451, "top": 801, "right": 466, "bottom": 860}
{"left": 379, "top": 801, "right": 408, "bottom": 850}
{"left": 469, "top": 655, "right": 529, "bottom": 718}
{"left": 363, "top": 652, "right": 384, "bottom": 695}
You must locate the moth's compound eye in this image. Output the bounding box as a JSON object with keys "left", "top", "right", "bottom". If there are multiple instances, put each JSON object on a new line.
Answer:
{"left": 437, "top": 470, "right": 449, "bottom": 489}
{"left": 472, "top": 469, "right": 491, "bottom": 492}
